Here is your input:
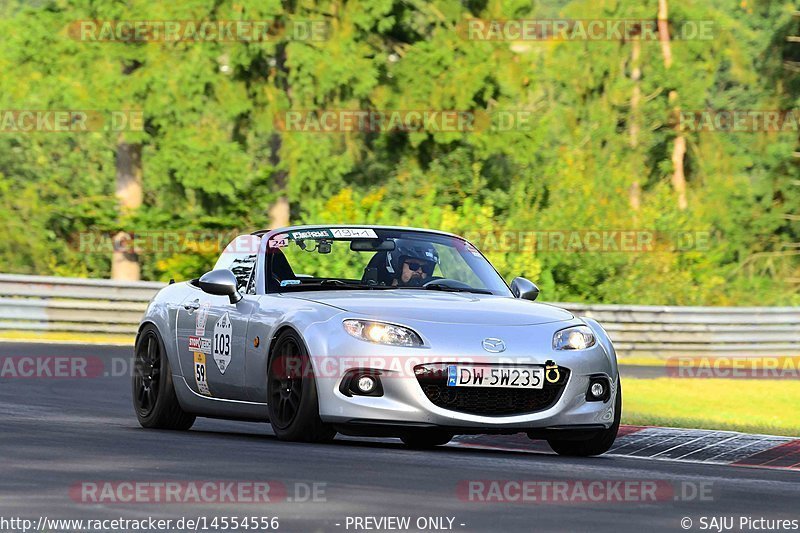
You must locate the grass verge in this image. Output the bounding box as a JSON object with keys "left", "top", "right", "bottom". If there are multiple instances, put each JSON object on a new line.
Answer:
{"left": 0, "top": 330, "right": 134, "bottom": 345}
{"left": 622, "top": 377, "right": 800, "bottom": 437}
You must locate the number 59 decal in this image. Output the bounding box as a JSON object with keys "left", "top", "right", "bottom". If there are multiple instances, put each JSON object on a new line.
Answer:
{"left": 194, "top": 352, "right": 211, "bottom": 396}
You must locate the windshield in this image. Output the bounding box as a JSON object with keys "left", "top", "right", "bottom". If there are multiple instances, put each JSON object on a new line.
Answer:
{"left": 265, "top": 227, "right": 511, "bottom": 296}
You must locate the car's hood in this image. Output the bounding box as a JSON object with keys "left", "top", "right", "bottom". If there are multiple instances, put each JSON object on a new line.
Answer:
{"left": 283, "top": 290, "right": 573, "bottom": 326}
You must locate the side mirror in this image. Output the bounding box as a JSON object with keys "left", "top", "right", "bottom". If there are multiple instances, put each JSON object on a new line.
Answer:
{"left": 510, "top": 277, "right": 539, "bottom": 301}
{"left": 198, "top": 269, "right": 242, "bottom": 304}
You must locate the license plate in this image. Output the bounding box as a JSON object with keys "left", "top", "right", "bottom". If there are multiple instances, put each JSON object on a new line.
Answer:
{"left": 446, "top": 365, "right": 544, "bottom": 389}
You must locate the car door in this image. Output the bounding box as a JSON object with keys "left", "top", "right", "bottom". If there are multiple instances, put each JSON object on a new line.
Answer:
{"left": 175, "top": 235, "right": 261, "bottom": 401}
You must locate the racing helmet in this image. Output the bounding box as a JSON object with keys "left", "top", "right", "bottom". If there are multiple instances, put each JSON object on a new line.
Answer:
{"left": 386, "top": 239, "right": 439, "bottom": 277}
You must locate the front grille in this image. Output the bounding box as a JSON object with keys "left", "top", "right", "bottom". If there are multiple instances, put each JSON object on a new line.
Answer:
{"left": 414, "top": 363, "right": 570, "bottom": 416}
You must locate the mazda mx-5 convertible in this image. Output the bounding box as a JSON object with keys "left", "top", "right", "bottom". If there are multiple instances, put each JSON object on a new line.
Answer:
{"left": 133, "top": 225, "right": 621, "bottom": 456}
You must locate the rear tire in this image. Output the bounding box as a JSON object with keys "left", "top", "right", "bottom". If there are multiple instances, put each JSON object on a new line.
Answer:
{"left": 132, "top": 324, "right": 195, "bottom": 430}
{"left": 267, "top": 330, "right": 336, "bottom": 443}
{"left": 547, "top": 380, "right": 621, "bottom": 457}
{"left": 400, "top": 430, "right": 453, "bottom": 449}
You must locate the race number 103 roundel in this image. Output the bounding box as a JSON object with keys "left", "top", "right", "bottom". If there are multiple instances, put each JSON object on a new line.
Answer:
{"left": 213, "top": 312, "right": 232, "bottom": 374}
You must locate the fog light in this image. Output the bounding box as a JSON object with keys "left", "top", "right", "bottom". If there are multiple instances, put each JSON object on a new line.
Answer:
{"left": 356, "top": 375, "right": 377, "bottom": 394}
{"left": 586, "top": 376, "right": 611, "bottom": 402}
{"left": 339, "top": 370, "right": 384, "bottom": 397}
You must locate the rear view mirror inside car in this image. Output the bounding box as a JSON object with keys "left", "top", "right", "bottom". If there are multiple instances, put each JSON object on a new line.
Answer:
{"left": 350, "top": 239, "right": 396, "bottom": 251}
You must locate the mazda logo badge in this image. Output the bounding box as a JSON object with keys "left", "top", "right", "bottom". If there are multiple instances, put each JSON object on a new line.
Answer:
{"left": 482, "top": 338, "right": 506, "bottom": 353}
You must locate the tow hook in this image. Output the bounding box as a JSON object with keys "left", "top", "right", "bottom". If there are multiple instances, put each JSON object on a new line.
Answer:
{"left": 545, "top": 360, "right": 561, "bottom": 384}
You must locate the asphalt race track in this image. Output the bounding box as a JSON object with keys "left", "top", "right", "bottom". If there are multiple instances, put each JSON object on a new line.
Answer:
{"left": 1, "top": 342, "right": 798, "bottom": 533}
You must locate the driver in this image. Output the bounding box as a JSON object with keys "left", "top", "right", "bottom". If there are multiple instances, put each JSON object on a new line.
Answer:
{"left": 387, "top": 240, "right": 439, "bottom": 287}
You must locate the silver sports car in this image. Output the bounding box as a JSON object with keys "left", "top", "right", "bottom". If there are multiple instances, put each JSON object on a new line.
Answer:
{"left": 133, "top": 225, "right": 621, "bottom": 456}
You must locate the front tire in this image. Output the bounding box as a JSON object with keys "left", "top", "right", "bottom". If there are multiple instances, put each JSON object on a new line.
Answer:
{"left": 547, "top": 380, "right": 621, "bottom": 457}
{"left": 267, "top": 330, "right": 336, "bottom": 443}
{"left": 132, "top": 324, "right": 195, "bottom": 430}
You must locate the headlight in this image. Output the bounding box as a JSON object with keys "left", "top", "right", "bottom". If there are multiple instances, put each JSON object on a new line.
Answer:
{"left": 553, "top": 325, "right": 596, "bottom": 350}
{"left": 343, "top": 320, "right": 423, "bottom": 347}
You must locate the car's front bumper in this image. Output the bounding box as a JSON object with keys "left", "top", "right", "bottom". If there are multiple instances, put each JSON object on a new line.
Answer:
{"left": 317, "top": 354, "right": 617, "bottom": 431}
{"left": 304, "top": 317, "right": 620, "bottom": 434}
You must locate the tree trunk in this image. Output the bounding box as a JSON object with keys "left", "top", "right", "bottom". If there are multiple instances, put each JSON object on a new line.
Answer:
{"left": 269, "top": 196, "right": 290, "bottom": 228}
{"left": 268, "top": 131, "right": 290, "bottom": 229}
{"left": 629, "top": 39, "right": 642, "bottom": 211}
{"left": 111, "top": 139, "right": 142, "bottom": 280}
{"left": 268, "top": 41, "right": 291, "bottom": 230}
{"left": 670, "top": 118, "right": 688, "bottom": 210}
{"left": 657, "top": 0, "right": 672, "bottom": 69}
{"left": 658, "top": 0, "right": 687, "bottom": 210}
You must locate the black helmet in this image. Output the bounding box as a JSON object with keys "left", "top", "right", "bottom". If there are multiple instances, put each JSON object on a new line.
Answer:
{"left": 386, "top": 239, "right": 439, "bottom": 277}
